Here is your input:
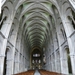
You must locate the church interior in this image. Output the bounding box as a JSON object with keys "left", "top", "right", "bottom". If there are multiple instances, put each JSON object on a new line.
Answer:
{"left": 0, "top": 0, "right": 75, "bottom": 75}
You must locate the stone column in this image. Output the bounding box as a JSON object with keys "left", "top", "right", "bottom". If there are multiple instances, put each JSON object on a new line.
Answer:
{"left": 61, "top": 18, "right": 75, "bottom": 74}
{"left": 11, "top": 47, "right": 16, "bottom": 74}
{"left": 59, "top": 47, "right": 68, "bottom": 74}
{"left": 70, "top": 53, "right": 75, "bottom": 74}
{"left": 0, "top": 36, "right": 7, "bottom": 75}
{"left": 55, "top": 51, "right": 60, "bottom": 73}
{"left": 0, "top": 16, "right": 14, "bottom": 75}
{"left": 0, "top": 55, "right": 5, "bottom": 75}
{"left": 17, "top": 52, "right": 20, "bottom": 73}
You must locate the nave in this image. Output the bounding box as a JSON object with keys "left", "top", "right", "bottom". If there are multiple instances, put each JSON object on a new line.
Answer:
{"left": 0, "top": 0, "right": 75, "bottom": 75}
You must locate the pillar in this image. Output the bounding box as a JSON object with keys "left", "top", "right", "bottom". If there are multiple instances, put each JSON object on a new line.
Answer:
{"left": 61, "top": 18, "right": 75, "bottom": 74}
{"left": 0, "top": 36, "right": 7, "bottom": 75}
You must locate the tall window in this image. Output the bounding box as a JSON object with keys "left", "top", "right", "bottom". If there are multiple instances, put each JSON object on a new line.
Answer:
{"left": 72, "top": 10, "right": 75, "bottom": 29}
{"left": 0, "top": 10, "right": 7, "bottom": 29}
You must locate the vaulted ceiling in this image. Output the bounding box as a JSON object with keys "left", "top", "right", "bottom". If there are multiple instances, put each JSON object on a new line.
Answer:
{"left": 16, "top": 0, "right": 56, "bottom": 49}
{"left": 1, "top": 0, "right": 74, "bottom": 51}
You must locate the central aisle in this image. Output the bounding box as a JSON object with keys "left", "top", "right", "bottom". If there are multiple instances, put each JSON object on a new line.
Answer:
{"left": 34, "top": 69, "right": 41, "bottom": 75}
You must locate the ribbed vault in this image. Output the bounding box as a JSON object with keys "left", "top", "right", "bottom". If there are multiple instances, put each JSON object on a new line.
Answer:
{"left": 17, "top": 0, "right": 54, "bottom": 49}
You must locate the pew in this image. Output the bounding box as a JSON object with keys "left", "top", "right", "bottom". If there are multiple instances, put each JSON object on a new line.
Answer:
{"left": 39, "top": 69, "right": 62, "bottom": 75}
{"left": 14, "top": 69, "right": 64, "bottom": 75}
{"left": 13, "top": 70, "right": 34, "bottom": 75}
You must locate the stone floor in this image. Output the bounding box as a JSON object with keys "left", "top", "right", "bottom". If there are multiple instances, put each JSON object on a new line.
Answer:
{"left": 34, "top": 70, "right": 41, "bottom": 75}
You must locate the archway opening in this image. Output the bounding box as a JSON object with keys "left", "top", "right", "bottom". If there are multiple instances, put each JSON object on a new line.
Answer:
{"left": 3, "top": 48, "right": 10, "bottom": 75}
{"left": 31, "top": 49, "right": 42, "bottom": 69}
{"left": 3, "top": 48, "right": 8, "bottom": 75}
{"left": 66, "top": 48, "right": 72, "bottom": 74}
{"left": 3, "top": 47, "right": 12, "bottom": 75}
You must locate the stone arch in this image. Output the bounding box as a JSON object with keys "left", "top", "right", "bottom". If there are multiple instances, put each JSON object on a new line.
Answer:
{"left": 8, "top": 23, "right": 15, "bottom": 39}
{"left": 0, "top": 5, "right": 12, "bottom": 37}
{"left": 0, "top": 16, "right": 7, "bottom": 29}
{"left": 60, "top": 22, "right": 67, "bottom": 40}
{"left": 4, "top": 46, "right": 12, "bottom": 75}
{"left": 0, "top": 7, "right": 8, "bottom": 30}
{"left": 67, "top": 9, "right": 75, "bottom": 30}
